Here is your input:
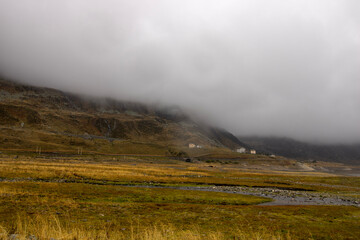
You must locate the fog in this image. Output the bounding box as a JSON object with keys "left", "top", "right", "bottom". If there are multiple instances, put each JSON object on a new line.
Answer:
{"left": 0, "top": 0, "right": 359, "bottom": 144}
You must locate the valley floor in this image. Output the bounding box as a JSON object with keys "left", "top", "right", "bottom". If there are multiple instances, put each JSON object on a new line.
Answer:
{"left": 0, "top": 154, "right": 359, "bottom": 239}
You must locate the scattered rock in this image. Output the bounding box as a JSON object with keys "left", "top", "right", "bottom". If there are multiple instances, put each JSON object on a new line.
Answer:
{"left": 27, "top": 235, "right": 37, "bottom": 240}
{"left": 9, "top": 234, "right": 19, "bottom": 240}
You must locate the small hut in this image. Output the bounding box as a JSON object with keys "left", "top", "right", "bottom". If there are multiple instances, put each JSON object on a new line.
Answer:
{"left": 236, "top": 147, "right": 246, "bottom": 153}
{"left": 188, "top": 143, "right": 196, "bottom": 148}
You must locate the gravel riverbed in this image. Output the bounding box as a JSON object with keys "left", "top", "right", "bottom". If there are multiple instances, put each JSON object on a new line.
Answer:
{"left": 1, "top": 177, "right": 359, "bottom": 206}
{"left": 173, "top": 185, "right": 360, "bottom": 206}
{"left": 133, "top": 184, "right": 360, "bottom": 206}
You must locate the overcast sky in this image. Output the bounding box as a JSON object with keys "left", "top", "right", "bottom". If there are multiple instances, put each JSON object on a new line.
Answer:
{"left": 0, "top": 0, "right": 359, "bottom": 144}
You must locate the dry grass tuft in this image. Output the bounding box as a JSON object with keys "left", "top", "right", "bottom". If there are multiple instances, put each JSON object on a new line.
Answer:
{"left": 0, "top": 214, "right": 291, "bottom": 240}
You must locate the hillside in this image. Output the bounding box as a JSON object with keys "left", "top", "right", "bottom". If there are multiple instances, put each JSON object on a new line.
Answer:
{"left": 0, "top": 78, "right": 247, "bottom": 156}
{"left": 238, "top": 136, "right": 360, "bottom": 165}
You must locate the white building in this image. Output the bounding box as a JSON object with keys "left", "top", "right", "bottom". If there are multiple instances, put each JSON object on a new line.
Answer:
{"left": 236, "top": 147, "right": 246, "bottom": 153}
{"left": 188, "top": 143, "right": 196, "bottom": 148}
{"left": 250, "top": 149, "right": 256, "bottom": 154}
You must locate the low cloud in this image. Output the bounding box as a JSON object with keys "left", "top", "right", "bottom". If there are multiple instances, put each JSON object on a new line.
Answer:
{"left": 0, "top": 0, "right": 359, "bottom": 143}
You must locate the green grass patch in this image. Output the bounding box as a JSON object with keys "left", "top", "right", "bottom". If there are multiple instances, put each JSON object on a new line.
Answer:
{"left": 86, "top": 186, "right": 270, "bottom": 205}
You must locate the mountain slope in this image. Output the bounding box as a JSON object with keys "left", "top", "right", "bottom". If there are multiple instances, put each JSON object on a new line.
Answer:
{"left": 0, "top": 78, "right": 247, "bottom": 156}
{"left": 238, "top": 136, "right": 360, "bottom": 165}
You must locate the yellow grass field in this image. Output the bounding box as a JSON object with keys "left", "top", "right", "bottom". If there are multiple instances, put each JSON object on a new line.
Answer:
{"left": 0, "top": 155, "right": 359, "bottom": 239}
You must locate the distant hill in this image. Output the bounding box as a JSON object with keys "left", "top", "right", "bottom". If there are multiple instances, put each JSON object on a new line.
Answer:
{"left": 0, "top": 78, "right": 247, "bottom": 156}
{"left": 238, "top": 136, "right": 360, "bottom": 165}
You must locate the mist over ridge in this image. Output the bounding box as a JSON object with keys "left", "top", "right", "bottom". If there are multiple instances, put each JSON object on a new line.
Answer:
{"left": 0, "top": 0, "right": 359, "bottom": 144}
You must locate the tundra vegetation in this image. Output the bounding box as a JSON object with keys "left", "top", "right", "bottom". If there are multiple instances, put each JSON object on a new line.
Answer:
{"left": 0, "top": 154, "right": 359, "bottom": 240}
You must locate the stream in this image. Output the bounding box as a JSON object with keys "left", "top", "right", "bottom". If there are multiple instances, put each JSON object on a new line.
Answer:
{"left": 127, "top": 184, "right": 360, "bottom": 207}
{"left": 1, "top": 177, "right": 359, "bottom": 206}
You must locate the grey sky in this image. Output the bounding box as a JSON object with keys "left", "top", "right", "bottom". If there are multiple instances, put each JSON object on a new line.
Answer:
{"left": 0, "top": 0, "right": 359, "bottom": 143}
